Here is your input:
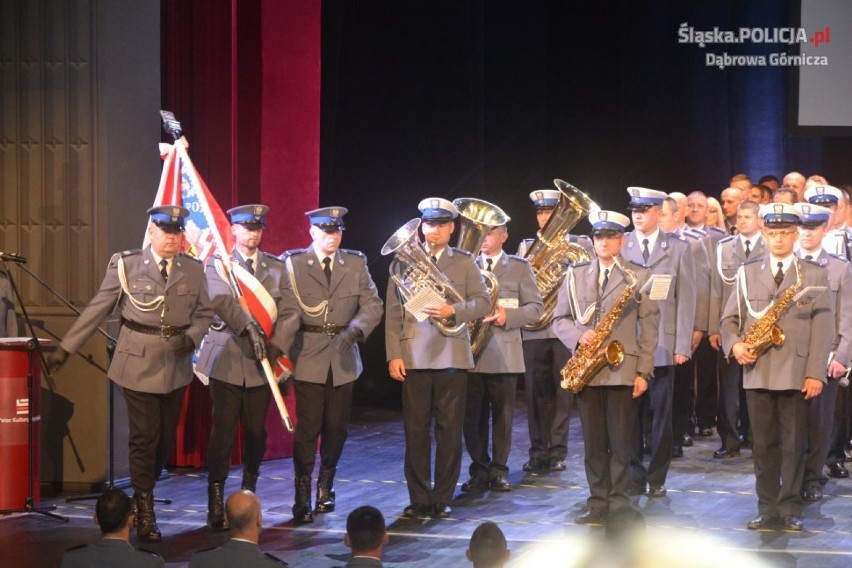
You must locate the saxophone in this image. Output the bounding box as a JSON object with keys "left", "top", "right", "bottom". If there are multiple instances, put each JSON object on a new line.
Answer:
{"left": 739, "top": 259, "right": 801, "bottom": 358}
{"left": 560, "top": 259, "right": 638, "bottom": 393}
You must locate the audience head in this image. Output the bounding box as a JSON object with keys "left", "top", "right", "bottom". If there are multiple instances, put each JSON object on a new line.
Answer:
{"left": 729, "top": 173, "right": 752, "bottom": 193}
{"left": 736, "top": 200, "right": 761, "bottom": 237}
{"left": 772, "top": 187, "right": 797, "bottom": 205}
{"left": 758, "top": 174, "right": 780, "bottom": 191}
{"left": 345, "top": 506, "right": 388, "bottom": 558}
{"left": 782, "top": 171, "right": 806, "bottom": 201}
{"left": 226, "top": 490, "right": 263, "bottom": 540}
{"left": 94, "top": 488, "right": 135, "bottom": 536}
{"left": 706, "top": 197, "right": 724, "bottom": 229}
{"left": 685, "top": 191, "right": 708, "bottom": 227}
{"left": 466, "top": 521, "right": 509, "bottom": 568}
{"left": 720, "top": 187, "right": 744, "bottom": 222}
{"left": 660, "top": 197, "right": 680, "bottom": 233}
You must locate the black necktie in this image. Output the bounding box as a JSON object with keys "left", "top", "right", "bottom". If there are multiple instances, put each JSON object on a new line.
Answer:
{"left": 642, "top": 239, "right": 650, "bottom": 263}
{"left": 431, "top": 255, "right": 438, "bottom": 265}
{"left": 805, "top": 255, "right": 813, "bottom": 261}
{"left": 159, "top": 259, "right": 169, "bottom": 282}
{"left": 774, "top": 261, "right": 784, "bottom": 287}
{"left": 246, "top": 258, "right": 255, "bottom": 275}
{"left": 744, "top": 240, "right": 751, "bottom": 258}
{"left": 601, "top": 268, "right": 610, "bottom": 292}
{"left": 322, "top": 257, "right": 332, "bottom": 283}
{"left": 486, "top": 258, "right": 493, "bottom": 272}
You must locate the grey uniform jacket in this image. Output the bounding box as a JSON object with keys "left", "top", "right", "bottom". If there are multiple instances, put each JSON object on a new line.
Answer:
{"left": 682, "top": 228, "right": 711, "bottom": 334}
{"left": 708, "top": 235, "right": 767, "bottom": 336}
{"left": 0, "top": 271, "right": 17, "bottom": 337}
{"left": 472, "top": 253, "right": 543, "bottom": 374}
{"left": 518, "top": 234, "right": 593, "bottom": 341}
{"left": 344, "top": 557, "right": 383, "bottom": 568}
{"left": 282, "top": 247, "right": 383, "bottom": 386}
{"left": 60, "top": 248, "right": 214, "bottom": 394}
{"left": 196, "top": 252, "right": 300, "bottom": 387}
{"left": 720, "top": 258, "right": 834, "bottom": 389}
{"left": 621, "top": 231, "right": 696, "bottom": 366}
{"left": 61, "top": 538, "right": 164, "bottom": 568}
{"left": 552, "top": 260, "right": 660, "bottom": 386}
{"left": 385, "top": 246, "right": 490, "bottom": 369}
{"left": 188, "top": 539, "right": 288, "bottom": 567}
{"left": 797, "top": 249, "right": 852, "bottom": 368}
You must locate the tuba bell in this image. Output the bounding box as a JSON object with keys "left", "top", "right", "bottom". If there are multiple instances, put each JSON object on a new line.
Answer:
{"left": 523, "top": 179, "right": 598, "bottom": 330}
{"left": 381, "top": 218, "right": 468, "bottom": 336}
{"left": 452, "top": 198, "right": 511, "bottom": 357}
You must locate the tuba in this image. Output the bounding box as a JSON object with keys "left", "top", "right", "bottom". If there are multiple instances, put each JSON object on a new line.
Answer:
{"left": 382, "top": 218, "right": 467, "bottom": 336}
{"left": 523, "top": 179, "right": 598, "bottom": 330}
{"left": 453, "top": 198, "right": 511, "bottom": 357}
{"left": 560, "top": 258, "right": 637, "bottom": 393}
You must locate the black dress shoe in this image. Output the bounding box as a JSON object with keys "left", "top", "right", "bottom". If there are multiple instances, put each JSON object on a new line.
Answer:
{"left": 523, "top": 458, "right": 548, "bottom": 473}
{"left": 713, "top": 448, "right": 740, "bottom": 459}
{"left": 648, "top": 484, "right": 667, "bottom": 497}
{"left": 672, "top": 445, "right": 684, "bottom": 458}
{"left": 549, "top": 457, "right": 567, "bottom": 471}
{"left": 489, "top": 476, "right": 512, "bottom": 492}
{"left": 432, "top": 503, "right": 452, "bottom": 518}
{"left": 747, "top": 515, "right": 776, "bottom": 530}
{"left": 803, "top": 483, "right": 823, "bottom": 501}
{"left": 461, "top": 477, "right": 488, "bottom": 493}
{"left": 780, "top": 516, "right": 803, "bottom": 531}
{"left": 682, "top": 433, "right": 694, "bottom": 447}
{"left": 828, "top": 461, "right": 850, "bottom": 479}
{"left": 402, "top": 503, "right": 430, "bottom": 518}
{"left": 625, "top": 483, "right": 647, "bottom": 496}
{"left": 575, "top": 510, "right": 607, "bottom": 525}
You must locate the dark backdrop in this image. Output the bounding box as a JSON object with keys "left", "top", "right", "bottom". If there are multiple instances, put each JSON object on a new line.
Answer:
{"left": 320, "top": 1, "right": 851, "bottom": 406}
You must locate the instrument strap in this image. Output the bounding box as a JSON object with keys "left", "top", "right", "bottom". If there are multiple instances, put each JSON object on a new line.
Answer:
{"left": 566, "top": 266, "right": 596, "bottom": 325}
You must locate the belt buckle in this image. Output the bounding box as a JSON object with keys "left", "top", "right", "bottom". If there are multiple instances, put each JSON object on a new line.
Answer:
{"left": 322, "top": 323, "right": 337, "bottom": 336}
{"left": 160, "top": 326, "right": 172, "bottom": 339}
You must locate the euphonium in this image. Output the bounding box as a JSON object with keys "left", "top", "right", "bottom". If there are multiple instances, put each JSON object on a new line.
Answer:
{"left": 523, "top": 179, "right": 598, "bottom": 330}
{"left": 560, "top": 259, "right": 637, "bottom": 393}
{"left": 381, "top": 218, "right": 467, "bottom": 336}
{"left": 739, "top": 259, "right": 801, "bottom": 359}
{"left": 453, "top": 198, "right": 511, "bottom": 357}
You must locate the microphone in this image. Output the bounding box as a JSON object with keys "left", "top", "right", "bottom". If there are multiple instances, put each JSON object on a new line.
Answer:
{"left": 0, "top": 252, "right": 27, "bottom": 264}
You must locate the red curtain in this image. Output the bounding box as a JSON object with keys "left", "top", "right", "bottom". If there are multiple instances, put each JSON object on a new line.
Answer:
{"left": 161, "top": 0, "right": 321, "bottom": 467}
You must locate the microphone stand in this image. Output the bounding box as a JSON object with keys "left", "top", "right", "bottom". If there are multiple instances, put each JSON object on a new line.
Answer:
{"left": 14, "top": 262, "right": 171, "bottom": 505}
{"left": 0, "top": 260, "right": 66, "bottom": 521}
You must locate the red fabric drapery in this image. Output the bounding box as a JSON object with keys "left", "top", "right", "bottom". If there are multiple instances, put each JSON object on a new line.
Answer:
{"left": 162, "top": 0, "right": 321, "bottom": 467}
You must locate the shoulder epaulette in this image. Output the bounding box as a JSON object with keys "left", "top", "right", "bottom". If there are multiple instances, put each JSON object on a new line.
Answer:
{"left": 340, "top": 248, "right": 365, "bottom": 258}
{"left": 454, "top": 248, "right": 473, "bottom": 257}
{"left": 119, "top": 249, "right": 142, "bottom": 258}
{"left": 280, "top": 249, "right": 305, "bottom": 260}
{"left": 742, "top": 257, "right": 762, "bottom": 266}
{"left": 708, "top": 226, "right": 728, "bottom": 235}
{"left": 801, "top": 256, "right": 824, "bottom": 267}
{"left": 626, "top": 259, "right": 645, "bottom": 268}
{"left": 508, "top": 254, "right": 529, "bottom": 263}
{"left": 719, "top": 235, "right": 736, "bottom": 244}
{"left": 670, "top": 231, "right": 687, "bottom": 242}
{"left": 682, "top": 231, "right": 700, "bottom": 241}
{"left": 685, "top": 226, "right": 707, "bottom": 237}
{"left": 826, "top": 251, "right": 847, "bottom": 263}
{"left": 260, "top": 251, "right": 285, "bottom": 264}
{"left": 178, "top": 253, "right": 202, "bottom": 263}
{"left": 138, "top": 548, "right": 163, "bottom": 558}
{"left": 571, "top": 259, "right": 591, "bottom": 268}
{"left": 264, "top": 552, "right": 288, "bottom": 565}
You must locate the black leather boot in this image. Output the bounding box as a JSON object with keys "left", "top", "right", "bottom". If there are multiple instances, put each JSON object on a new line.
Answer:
{"left": 241, "top": 471, "right": 259, "bottom": 493}
{"left": 292, "top": 475, "right": 314, "bottom": 524}
{"left": 207, "top": 482, "right": 228, "bottom": 531}
{"left": 315, "top": 467, "right": 336, "bottom": 513}
{"left": 134, "top": 491, "right": 162, "bottom": 542}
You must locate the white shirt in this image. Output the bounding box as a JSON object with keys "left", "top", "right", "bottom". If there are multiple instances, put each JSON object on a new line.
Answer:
{"left": 482, "top": 250, "right": 503, "bottom": 270}
{"left": 312, "top": 245, "right": 335, "bottom": 272}
{"left": 150, "top": 250, "right": 172, "bottom": 278}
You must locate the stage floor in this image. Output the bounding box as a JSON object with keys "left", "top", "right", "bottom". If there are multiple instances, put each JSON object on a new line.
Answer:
{"left": 5, "top": 400, "right": 852, "bottom": 567}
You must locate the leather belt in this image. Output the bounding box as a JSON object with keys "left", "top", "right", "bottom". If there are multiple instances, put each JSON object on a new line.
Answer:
{"left": 123, "top": 320, "right": 189, "bottom": 339}
{"left": 300, "top": 323, "right": 348, "bottom": 336}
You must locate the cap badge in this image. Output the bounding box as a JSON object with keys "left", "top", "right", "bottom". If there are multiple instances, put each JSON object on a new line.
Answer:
{"left": 430, "top": 199, "right": 440, "bottom": 209}
{"left": 773, "top": 204, "right": 784, "bottom": 214}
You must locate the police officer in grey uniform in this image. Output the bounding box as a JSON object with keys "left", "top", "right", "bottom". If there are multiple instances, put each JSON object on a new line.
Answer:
{"left": 721, "top": 202, "right": 834, "bottom": 531}
{"left": 386, "top": 198, "right": 490, "bottom": 518}
{"left": 793, "top": 203, "right": 852, "bottom": 501}
{"left": 462, "top": 224, "right": 543, "bottom": 493}
{"left": 282, "top": 206, "right": 383, "bottom": 523}
{"left": 708, "top": 200, "right": 766, "bottom": 458}
{"left": 196, "top": 204, "right": 299, "bottom": 530}
{"left": 0, "top": 269, "right": 17, "bottom": 337}
{"left": 552, "top": 210, "right": 659, "bottom": 524}
{"left": 46, "top": 205, "right": 214, "bottom": 542}
{"left": 61, "top": 488, "right": 164, "bottom": 568}
{"left": 518, "top": 190, "right": 593, "bottom": 474}
{"left": 806, "top": 185, "right": 852, "bottom": 260}
{"left": 621, "top": 187, "right": 696, "bottom": 498}
{"left": 189, "top": 490, "right": 288, "bottom": 567}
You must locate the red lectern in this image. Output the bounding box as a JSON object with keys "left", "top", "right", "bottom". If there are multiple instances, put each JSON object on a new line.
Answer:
{"left": 0, "top": 338, "right": 45, "bottom": 511}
